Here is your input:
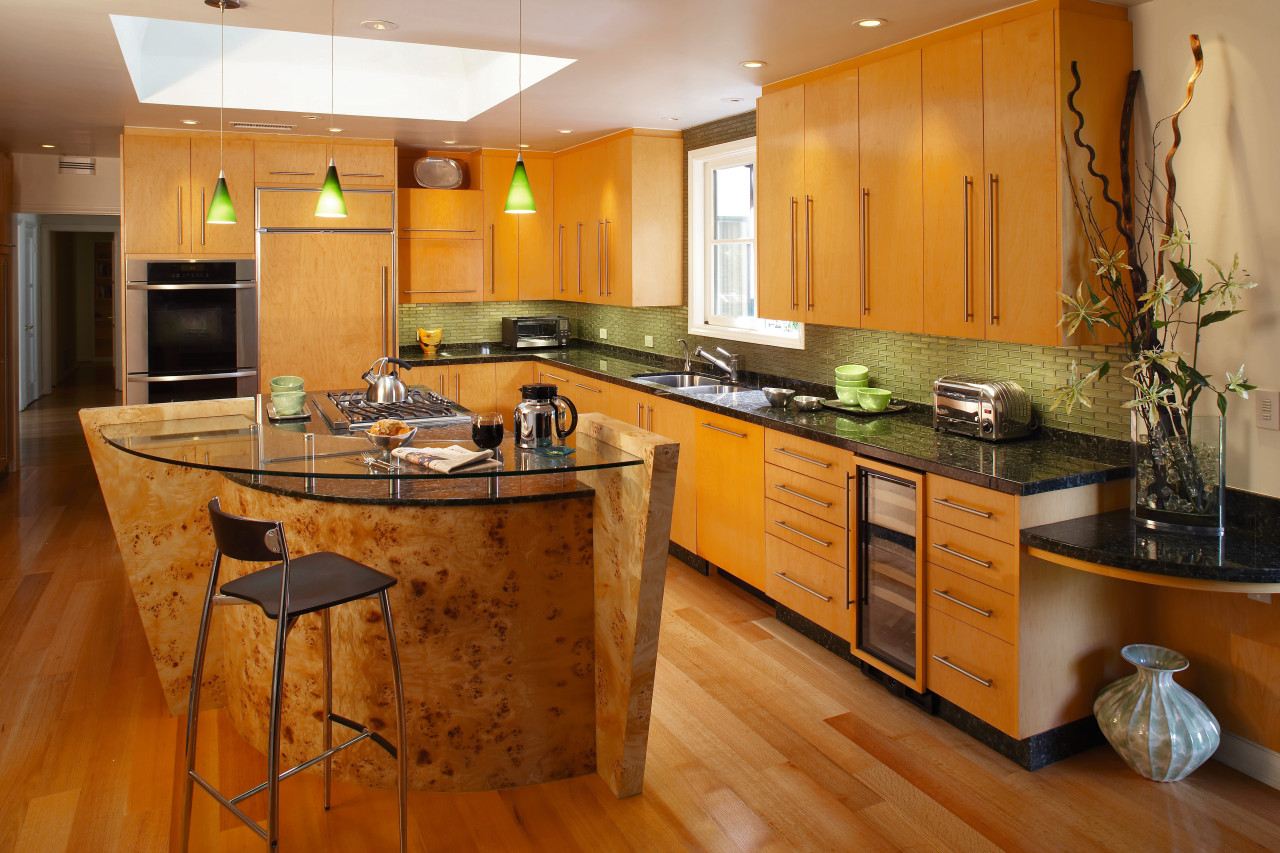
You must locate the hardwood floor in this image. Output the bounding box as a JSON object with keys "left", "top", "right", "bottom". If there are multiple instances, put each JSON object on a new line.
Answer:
{"left": 3, "top": 365, "right": 1280, "bottom": 851}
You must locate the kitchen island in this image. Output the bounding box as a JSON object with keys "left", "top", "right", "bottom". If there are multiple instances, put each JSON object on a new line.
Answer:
{"left": 80, "top": 399, "right": 678, "bottom": 798}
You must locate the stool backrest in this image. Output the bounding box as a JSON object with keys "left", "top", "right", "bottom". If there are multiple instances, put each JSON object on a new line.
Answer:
{"left": 207, "top": 498, "right": 286, "bottom": 563}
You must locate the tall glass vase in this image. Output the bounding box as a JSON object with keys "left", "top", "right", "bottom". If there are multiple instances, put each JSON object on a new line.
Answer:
{"left": 1131, "top": 407, "right": 1224, "bottom": 535}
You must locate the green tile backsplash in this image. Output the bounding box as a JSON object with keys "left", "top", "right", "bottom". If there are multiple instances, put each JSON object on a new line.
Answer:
{"left": 397, "top": 112, "right": 1132, "bottom": 440}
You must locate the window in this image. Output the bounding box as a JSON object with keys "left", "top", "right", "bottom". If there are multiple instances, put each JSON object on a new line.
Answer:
{"left": 687, "top": 137, "right": 803, "bottom": 349}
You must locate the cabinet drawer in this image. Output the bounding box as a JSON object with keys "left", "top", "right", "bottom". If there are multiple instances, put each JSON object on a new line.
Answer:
{"left": 259, "top": 188, "right": 394, "bottom": 229}
{"left": 765, "top": 463, "right": 846, "bottom": 528}
{"left": 927, "top": 564, "right": 1016, "bottom": 645}
{"left": 536, "top": 368, "right": 610, "bottom": 412}
{"left": 925, "top": 518, "right": 1018, "bottom": 594}
{"left": 925, "top": 475, "right": 1018, "bottom": 543}
{"left": 332, "top": 143, "right": 395, "bottom": 187}
{"left": 765, "top": 499, "right": 845, "bottom": 565}
{"left": 399, "top": 189, "right": 483, "bottom": 238}
{"left": 254, "top": 139, "right": 328, "bottom": 184}
{"left": 927, "top": 608, "right": 1017, "bottom": 737}
{"left": 765, "top": 535, "right": 850, "bottom": 640}
{"left": 765, "top": 429, "right": 851, "bottom": 486}
{"left": 399, "top": 239, "right": 482, "bottom": 303}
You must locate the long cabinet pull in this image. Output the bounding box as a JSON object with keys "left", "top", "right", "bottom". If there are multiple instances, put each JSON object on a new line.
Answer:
{"left": 200, "top": 187, "right": 206, "bottom": 246}
{"left": 773, "top": 447, "right": 830, "bottom": 468}
{"left": 773, "top": 484, "right": 832, "bottom": 508}
{"left": 402, "top": 289, "right": 475, "bottom": 294}
{"left": 541, "top": 372, "right": 569, "bottom": 383}
{"left": 177, "top": 186, "right": 183, "bottom": 246}
{"left": 932, "top": 654, "right": 993, "bottom": 687}
{"left": 597, "top": 221, "right": 604, "bottom": 296}
{"left": 269, "top": 170, "right": 316, "bottom": 176}
{"left": 558, "top": 224, "right": 565, "bottom": 293}
{"left": 773, "top": 520, "right": 832, "bottom": 548}
{"left": 574, "top": 383, "right": 601, "bottom": 393}
{"left": 860, "top": 188, "right": 869, "bottom": 315}
{"left": 576, "top": 223, "right": 583, "bottom": 294}
{"left": 341, "top": 173, "right": 383, "bottom": 178}
{"left": 700, "top": 422, "right": 747, "bottom": 439}
{"left": 489, "top": 224, "right": 496, "bottom": 294}
{"left": 603, "top": 219, "right": 611, "bottom": 297}
{"left": 647, "top": 406, "right": 653, "bottom": 431}
{"left": 773, "top": 572, "right": 833, "bottom": 603}
{"left": 932, "top": 589, "right": 993, "bottom": 617}
{"left": 962, "top": 176, "right": 972, "bottom": 322}
{"left": 932, "top": 497, "right": 992, "bottom": 518}
{"left": 932, "top": 542, "right": 992, "bottom": 569}
{"left": 804, "top": 195, "right": 814, "bottom": 310}
{"left": 636, "top": 403, "right": 644, "bottom": 427}
{"left": 402, "top": 227, "right": 477, "bottom": 233}
{"left": 381, "top": 266, "right": 389, "bottom": 355}
{"left": 789, "top": 196, "right": 798, "bottom": 310}
{"left": 987, "top": 174, "right": 999, "bottom": 324}
{"left": 455, "top": 374, "right": 460, "bottom": 400}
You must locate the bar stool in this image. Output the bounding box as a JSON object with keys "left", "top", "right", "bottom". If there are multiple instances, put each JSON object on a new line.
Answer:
{"left": 179, "top": 498, "right": 408, "bottom": 852}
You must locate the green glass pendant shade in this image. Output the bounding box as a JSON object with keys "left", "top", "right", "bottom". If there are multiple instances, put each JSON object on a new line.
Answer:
{"left": 504, "top": 157, "right": 535, "bottom": 214}
{"left": 205, "top": 172, "right": 237, "bottom": 224}
{"left": 315, "top": 160, "right": 347, "bottom": 218}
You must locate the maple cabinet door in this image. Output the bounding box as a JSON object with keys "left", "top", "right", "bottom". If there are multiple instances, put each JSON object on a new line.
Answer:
{"left": 756, "top": 86, "right": 806, "bottom": 324}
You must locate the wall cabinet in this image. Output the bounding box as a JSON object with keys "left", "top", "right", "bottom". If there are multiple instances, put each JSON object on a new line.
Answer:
{"left": 480, "top": 153, "right": 555, "bottom": 301}
{"left": 398, "top": 189, "right": 485, "bottom": 303}
{"left": 757, "top": 70, "right": 861, "bottom": 327}
{"left": 122, "top": 130, "right": 254, "bottom": 256}
{"left": 695, "top": 412, "right": 764, "bottom": 588}
{"left": 254, "top": 140, "right": 394, "bottom": 188}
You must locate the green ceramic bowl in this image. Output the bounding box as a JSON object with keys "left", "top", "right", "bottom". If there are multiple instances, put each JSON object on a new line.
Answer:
{"left": 269, "top": 375, "right": 304, "bottom": 392}
{"left": 857, "top": 387, "right": 891, "bottom": 412}
{"left": 835, "top": 377, "right": 869, "bottom": 388}
{"left": 834, "top": 364, "right": 869, "bottom": 381}
{"left": 271, "top": 390, "right": 306, "bottom": 416}
{"left": 835, "top": 384, "right": 860, "bottom": 403}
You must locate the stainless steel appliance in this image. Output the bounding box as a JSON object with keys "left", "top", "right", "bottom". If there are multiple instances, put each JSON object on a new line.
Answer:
{"left": 124, "top": 259, "right": 257, "bottom": 404}
{"left": 513, "top": 383, "right": 577, "bottom": 448}
{"left": 312, "top": 388, "right": 470, "bottom": 433}
{"left": 933, "top": 376, "right": 1035, "bottom": 441}
{"left": 361, "top": 357, "right": 414, "bottom": 403}
{"left": 501, "top": 316, "right": 571, "bottom": 349}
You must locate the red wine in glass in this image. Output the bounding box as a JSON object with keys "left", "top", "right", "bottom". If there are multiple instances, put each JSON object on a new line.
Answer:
{"left": 472, "top": 413, "right": 503, "bottom": 450}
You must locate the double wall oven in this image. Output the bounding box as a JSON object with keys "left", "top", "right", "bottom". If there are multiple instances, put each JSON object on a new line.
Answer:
{"left": 124, "top": 259, "right": 258, "bottom": 404}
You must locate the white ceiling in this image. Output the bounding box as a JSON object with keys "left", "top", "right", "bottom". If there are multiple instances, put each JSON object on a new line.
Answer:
{"left": 0, "top": 0, "right": 1147, "bottom": 157}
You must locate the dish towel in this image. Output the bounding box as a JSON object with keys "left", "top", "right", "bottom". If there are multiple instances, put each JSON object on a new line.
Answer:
{"left": 391, "top": 445, "right": 500, "bottom": 474}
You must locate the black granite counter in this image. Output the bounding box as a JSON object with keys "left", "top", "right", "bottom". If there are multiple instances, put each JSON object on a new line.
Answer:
{"left": 400, "top": 341, "right": 1130, "bottom": 495}
{"left": 1021, "top": 490, "right": 1280, "bottom": 585}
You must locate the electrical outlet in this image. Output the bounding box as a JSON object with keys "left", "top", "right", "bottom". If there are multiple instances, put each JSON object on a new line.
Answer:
{"left": 599, "top": 327, "right": 607, "bottom": 340}
{"left": 599, "top": 360, "right": 608, "bottom": 371}
{"left": 1256, "top": 390, "right": 1280, "bottom": 431}
{"left": 645, "top": 335, "right": 655, "bottom": 348}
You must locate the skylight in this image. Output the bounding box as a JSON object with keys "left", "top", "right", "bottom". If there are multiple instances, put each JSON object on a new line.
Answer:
{"left": 109, "top": 15, "right": 575, "bottom": 123}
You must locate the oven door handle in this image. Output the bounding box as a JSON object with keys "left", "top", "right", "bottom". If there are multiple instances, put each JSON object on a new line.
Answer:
{"left": 127, "top": 370, "right": 257, "bottom": 383}
{"left": 126, "top": 282, "right": 257, "bottom": 290}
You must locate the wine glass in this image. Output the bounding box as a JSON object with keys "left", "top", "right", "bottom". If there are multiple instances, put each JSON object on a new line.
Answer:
{"left": 471, "top": 412, "right": 503, "bottom": 450}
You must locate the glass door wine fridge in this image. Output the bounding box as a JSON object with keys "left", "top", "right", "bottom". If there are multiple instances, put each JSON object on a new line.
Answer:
{"left": 849, "top": 458, "right": 926, "bottom": 692}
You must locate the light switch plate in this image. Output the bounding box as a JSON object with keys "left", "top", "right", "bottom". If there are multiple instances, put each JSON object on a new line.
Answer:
{"left": 645, "top": 335, "right": 654, "bottom": 348}
{"left": 1256, "top": 390, "right": 1279, "bottom": 430}
{"left": 599, "top": 327, "right": 608, "bottom": 340}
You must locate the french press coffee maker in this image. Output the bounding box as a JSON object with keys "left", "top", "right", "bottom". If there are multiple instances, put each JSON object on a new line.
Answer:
{"left": 513, "top": 384, "right": 578, "bottom": 449}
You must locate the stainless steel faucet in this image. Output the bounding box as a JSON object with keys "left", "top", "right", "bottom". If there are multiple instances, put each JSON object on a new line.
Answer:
{"left": 677, "top": 339, "right": 692, "bottom": 372}
{"left": 694, "top": 345, "right": 741, "bottom": 381}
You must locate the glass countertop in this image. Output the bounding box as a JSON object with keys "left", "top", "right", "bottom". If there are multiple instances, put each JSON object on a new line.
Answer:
{"left": 100, "top": 414, "right": 642, "bottom": 481}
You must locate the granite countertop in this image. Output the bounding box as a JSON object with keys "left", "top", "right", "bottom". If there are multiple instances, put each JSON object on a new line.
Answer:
{"left": 1021, "top": 489, "right": 1280, "bottom": 584}
{"left": 400, "top": 341, "right": 1131, "bottom": 496}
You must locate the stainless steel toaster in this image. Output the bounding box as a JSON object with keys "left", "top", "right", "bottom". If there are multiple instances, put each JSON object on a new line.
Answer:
{"left": 933, "top": 376, "right": 1036, "bottom": 441}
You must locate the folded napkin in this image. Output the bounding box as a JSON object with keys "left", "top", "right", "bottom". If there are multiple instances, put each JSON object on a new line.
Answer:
{"left": 391, "top": 445, "right": 500, "bottom": 474}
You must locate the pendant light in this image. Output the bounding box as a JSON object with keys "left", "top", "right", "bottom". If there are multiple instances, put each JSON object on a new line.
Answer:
{"left": 504, "top": 0, "right": 535, "bottom": 214}
{"left": 205, "top": 0, "right": 237, "bottom": 225}
{"left": 315, "top": 0, "right": 347, "bottom": 217}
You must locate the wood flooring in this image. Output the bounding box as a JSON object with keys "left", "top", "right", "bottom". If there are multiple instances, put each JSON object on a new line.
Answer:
{"left": 3, "top": 365, "right": 1279, "bottom": 852}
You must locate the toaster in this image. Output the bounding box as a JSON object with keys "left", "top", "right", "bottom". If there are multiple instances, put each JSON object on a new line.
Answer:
{"left": 933, "top": 376, "right": 1036, "bottom": 441}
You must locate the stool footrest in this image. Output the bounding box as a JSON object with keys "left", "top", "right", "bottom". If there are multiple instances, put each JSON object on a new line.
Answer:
{"left": 330, "top": 711, "right": 398, "bottom": 759}
{"left": 190, "top": 770, "right": 269, "bottom": 842}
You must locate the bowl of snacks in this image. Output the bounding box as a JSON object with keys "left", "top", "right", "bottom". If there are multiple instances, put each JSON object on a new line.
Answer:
{"left": 364, "top": 418, "right": 418, "bottom": 451}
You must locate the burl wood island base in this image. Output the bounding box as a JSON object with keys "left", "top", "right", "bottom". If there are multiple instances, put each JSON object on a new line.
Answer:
{"left": 81, "top": 401, "right": 677, "bottom": 798}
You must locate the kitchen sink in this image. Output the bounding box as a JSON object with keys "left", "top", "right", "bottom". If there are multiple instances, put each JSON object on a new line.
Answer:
{"left": 633, "top": 372, "right": 756, "bottom": 394}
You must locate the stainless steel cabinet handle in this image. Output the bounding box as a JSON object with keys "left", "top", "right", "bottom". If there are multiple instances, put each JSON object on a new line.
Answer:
{"left": 962, "top": 176, "right": 972, "bottom": 322}
{"left": 402, "top": 289, "right": 475, "bottom": 294}
{"left": 439, "top": 374, "right": 445, "bottom": 394}
{"left": 773, "top": 571, "right": 833, "bottom": 603}
{"left": 177, "top": 186, "right": 183, "bottom": 246}
{"left": 576, "top": 222, "right": 583, "bottom": 294}
{"left": 455, "top": 374, "right": 460, "bottom": 400}
{"left": 701, "top": 422, "right": 747, "bottom": 438}
{"left": 646, "top": 406, "right": 653, "bottom": 431}
{"left": 574, "top": 383, "right": 601, "bottom": 393}
{"left": 269, "top": 170, "right": 315, "bottom": 176}
{"left": 932, "top": 589, "right": 993, "bottom": 617}
{"left": 558, "top": 224, "right": 565, "bottom": 293}
{"left": 636, "top": 403, "right": 644, "bottom": 427}
{"left": 932, "top": 542, "right": 992, "bottom": 568}
{"left": 381, "top": 265, "right": 389, "bottom": 355}
{"left": 789, "top": 197, "right": 798, "bottom": 310}
{"left": 932, "top": 654, "right": 993, "bottom": 687}
{"left": 773, "top": 484, "right": 832, "bottom": 508}
{"left": 542, "top": 372, "right": 568, "bottom": 383}
{"left": 804, "top": 195, "right": 814, "bottom": 310}
{"left": 860, "top": 188, "right": 869, "bottom": 315}
{"left": 932, "top": 497, "right": 992, "bottom": 518}
{"left": 597, "top": 220, "right": 604, "bottom": 296}
{"left": 773, "top": 520, "right": 831, "bottom": 548}
{"left": 200, "top": 187, "right": 206, "bottom": 246}
{"left": 987, "top": 174, "right": 999, "bottom": 324}
{"left": 603, "top": 219, "right": 611, "bottom": 297}
{"left": 773, "top": 448, "right": 831, "bottom": 468}
{"left": 341, "top": 173, "right": 383, "bottom": 178}
{"left": 489, "top": 224, "right": 496, "bottom": 294}
{"left": 401, "top": 228, "right": 476, "bottom": 233}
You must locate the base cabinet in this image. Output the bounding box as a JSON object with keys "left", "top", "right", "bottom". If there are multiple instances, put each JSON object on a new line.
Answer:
{"left": 413, "top": 363, "right": 496, "bottom": 413}
{"left": 610, "top": 385, "right": 698, "bottom": 553}
{"left": 495, "top": 361, "right": 537, "bottom": 422}
{"left": 695, "top": 413, "right": 764, "bottom": 588}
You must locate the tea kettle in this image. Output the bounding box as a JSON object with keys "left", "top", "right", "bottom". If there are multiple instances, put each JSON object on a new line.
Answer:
{"left": 363, "top": 356, "right": 414, "bottom": 403}
{"left": 513, "top": 383, "right": 578, "bottom": 449}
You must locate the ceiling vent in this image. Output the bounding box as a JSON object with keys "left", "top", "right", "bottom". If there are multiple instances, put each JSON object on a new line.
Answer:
{"left": 231, "top": 122, "right": 295, "bottom": 131}
{"left": 58, "top": 156, "right": 96, "bottom": 175}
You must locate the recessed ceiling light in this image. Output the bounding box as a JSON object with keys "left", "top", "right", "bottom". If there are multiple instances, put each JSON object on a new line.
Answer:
{"left": 181, "top": 119, "right": 200, "bottom": 125}
{"left": 41, "top": 144, "right": 55, "bottom": 148}
{"left": 302, "top": 115, "right": 320, "bottom": 120}
{"left": 722, "top": 97, "right": 744, "bottom": 103}
{"left": 442, "top": 140, "right": 457, "bottom": 144}
{"left": 558, "top": 129, "right": 573, "bottom": 134}
{"left": 855, "top": 18, "right": 886, "bottom": 28}
{"left": 740, "top": 60, "right": 767, "bottom": 68}
{"left": 361, "top": 20, "right": 398, "bottom": 31}
{"left": 664, "top": 116, "right": 680, "bottom": 122}
{"left": 519, "top": 144, "right": 530, "bottom": 148}
{"left": 328, "top": 127, "right": 343, "bottom": 133}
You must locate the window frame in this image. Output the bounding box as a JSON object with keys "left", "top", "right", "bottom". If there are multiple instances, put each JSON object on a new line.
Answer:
{"left": 687, "top": 137, "right": 804, "bottom": 350}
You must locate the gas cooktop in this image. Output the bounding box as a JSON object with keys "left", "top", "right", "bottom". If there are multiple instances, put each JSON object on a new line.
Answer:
{"left": 311, "top": 388, "right": 471, "bottom": 433}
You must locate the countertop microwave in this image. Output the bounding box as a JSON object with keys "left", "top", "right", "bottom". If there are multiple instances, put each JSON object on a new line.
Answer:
{"left": 502, "top": 316, "right": 571, "bottom": 349}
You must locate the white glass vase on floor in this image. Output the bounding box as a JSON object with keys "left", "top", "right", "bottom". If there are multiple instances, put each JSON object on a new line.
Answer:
{"left": 1094, "top": 644, "right": 1220, "bottom": 782}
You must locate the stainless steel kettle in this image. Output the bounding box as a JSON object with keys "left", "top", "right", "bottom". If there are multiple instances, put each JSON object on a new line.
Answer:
{"left": 363, "top": 356, "right": 414, "bottom": 403}
{"left": 513, "top": 383, "right": 578, "bottom": 449}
